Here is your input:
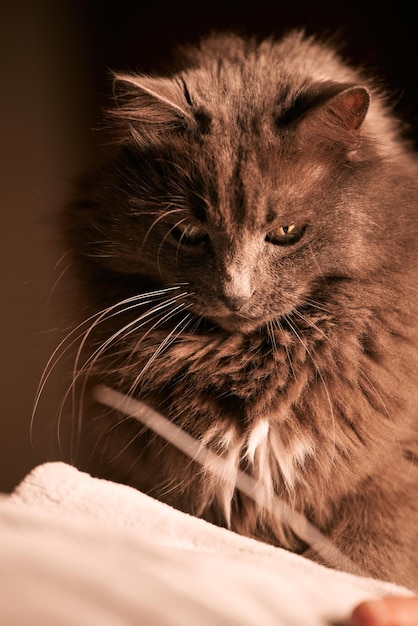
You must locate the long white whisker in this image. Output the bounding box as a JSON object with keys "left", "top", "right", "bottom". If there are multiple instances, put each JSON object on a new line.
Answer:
{"left": 285, "top": 314, "right": 336, "bottom": 461}
{"left": 109, "top": 313, "right": 194, "bottom": 463}
{"left": 358, "top": 366, "right": 402, "bottom": 459}
{"left": 66, "top": 292, "right": 190, "bottom": 456}
{"left": 292, "top": 309, "right": 329, "bottom": 341}
{"left": 304, "top": 298, "right": 333, "bottom": 315}
{"left": 62, "top": 294, "right": 186, "bottom": 458}
{"left": 272, "top": 318, "right": 297, "bottom": 382}
{"left": 31, "top": 286, "right": 185, "bottom": 448}
{"left": 156, "top": 217, "right": 188, "bottom": 278}
{"left": 267, "top": 320, "right": 277, "bottom": 352}
{"left": 139, "top": 207, "right": 185, "bottom": 253}
{"left": 130, "top": 303, "right": 192, "bottom": 393}
{"left": 45, "top": 257, "right": 73, "bottom": 320}
{"left": 71, "top": 292, "right": 188, "bottom": 395}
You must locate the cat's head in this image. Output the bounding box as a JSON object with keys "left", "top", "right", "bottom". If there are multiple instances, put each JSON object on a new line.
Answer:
{"left": 71, "top": 32, "right": 388, "bottom": 334}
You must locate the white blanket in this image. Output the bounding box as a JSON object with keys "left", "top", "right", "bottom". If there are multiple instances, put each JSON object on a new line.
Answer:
{"left": 1, "top": 461, "right": 413, "bottom": 625}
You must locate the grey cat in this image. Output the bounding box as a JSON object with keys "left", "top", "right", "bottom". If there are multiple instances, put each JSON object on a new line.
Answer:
{"left": 60, "top": 30, "right": 418, "bottom": 589}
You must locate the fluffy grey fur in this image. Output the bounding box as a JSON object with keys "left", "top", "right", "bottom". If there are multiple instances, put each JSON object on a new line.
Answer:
{"left": 61, "top": 30, "right": 418, "bottom": 589}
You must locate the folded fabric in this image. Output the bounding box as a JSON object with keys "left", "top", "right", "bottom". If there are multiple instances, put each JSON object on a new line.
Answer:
{"left": 1, "top": 461, "right": 413, "bottom": 625}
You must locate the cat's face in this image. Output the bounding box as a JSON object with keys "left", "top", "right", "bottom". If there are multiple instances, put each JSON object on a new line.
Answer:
{"left": 72, "top": 33, "right": 376, "bottom": 336}
{"left": 86, "top": 107, "right": 371, "bottom": 334}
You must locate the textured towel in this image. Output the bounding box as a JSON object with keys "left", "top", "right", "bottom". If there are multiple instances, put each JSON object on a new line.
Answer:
{"left": 1, "top": 461, "right": 413, "bottom": 625}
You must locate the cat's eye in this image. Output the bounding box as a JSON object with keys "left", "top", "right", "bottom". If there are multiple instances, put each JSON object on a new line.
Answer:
{"left": 171, "top": 222, "right": 208, "bottom": 246}
{"left": 265, "top": 224, "right": 306, "bottom": 246}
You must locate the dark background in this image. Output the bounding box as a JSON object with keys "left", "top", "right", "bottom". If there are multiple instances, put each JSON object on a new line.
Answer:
{"left": 1, "top": 1, "right": 417, "bottom": 492}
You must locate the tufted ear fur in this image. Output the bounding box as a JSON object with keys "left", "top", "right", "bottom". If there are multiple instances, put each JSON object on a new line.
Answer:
{"left": 296, "top": 84, "right": 370, "bottom": 150}
{"left": 326, "top": 86, "right": 370, "bottom": 131}
{"left": 110, "top": 73, "right": 192, "bottom": 142}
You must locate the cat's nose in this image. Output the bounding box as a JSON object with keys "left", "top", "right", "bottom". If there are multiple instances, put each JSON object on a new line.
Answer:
{"left": 219, "top": 265, "right": 254, "bottom": 311}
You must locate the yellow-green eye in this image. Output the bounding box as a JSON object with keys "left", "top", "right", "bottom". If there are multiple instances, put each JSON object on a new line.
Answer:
{"left": 278, "top": 224, "right": 296, "bottom": 236}
{"left": 265, "top": 223, "right": 306, "bottom": 246}
{"left": 171, "top": 221, "right": 208, "bottom": 246}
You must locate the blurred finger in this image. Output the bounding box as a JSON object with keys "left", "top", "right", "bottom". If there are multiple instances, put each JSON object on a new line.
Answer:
{"left": 349, "top": 596, "right": 418, "bottom": 626}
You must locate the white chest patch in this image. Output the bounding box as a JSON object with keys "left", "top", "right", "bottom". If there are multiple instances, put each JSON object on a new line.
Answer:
{"left": 212, "top": 417, "right": 316, "bottom": 523}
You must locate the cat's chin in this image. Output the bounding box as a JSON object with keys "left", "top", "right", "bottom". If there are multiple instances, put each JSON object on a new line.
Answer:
{"left": 207, "top": 313, "right": 266, "bottom": 334}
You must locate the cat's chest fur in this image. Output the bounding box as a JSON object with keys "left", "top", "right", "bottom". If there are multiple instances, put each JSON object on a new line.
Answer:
{"left": 100, "top": 304, "right": 401, "bottom": 506}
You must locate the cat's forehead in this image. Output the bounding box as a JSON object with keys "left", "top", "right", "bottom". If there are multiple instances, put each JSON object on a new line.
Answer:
{"left": 194, "top": 154, "right": 328, "bottom": 228}
{"left": 179, "top": 100, "right": 331, "bottom": 228}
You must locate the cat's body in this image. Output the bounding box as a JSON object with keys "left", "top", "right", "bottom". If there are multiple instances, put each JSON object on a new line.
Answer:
{"left": 63, "top": 30, "right": 418, "bottom": 588}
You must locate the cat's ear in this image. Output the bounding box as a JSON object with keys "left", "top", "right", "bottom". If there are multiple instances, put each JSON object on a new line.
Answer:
{"left": 110, "top": 72, "right": 192, "bottom": 138}
{"left": 299, "top": 84, "right": 371, "bottom": 150}
{"left": 325, "top": 86, "right": 370, "bottom": 131}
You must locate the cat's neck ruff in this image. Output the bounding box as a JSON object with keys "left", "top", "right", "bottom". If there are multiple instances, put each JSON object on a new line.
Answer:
{"left": 93, "top": 383, "right": 361, "bottom": 577}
